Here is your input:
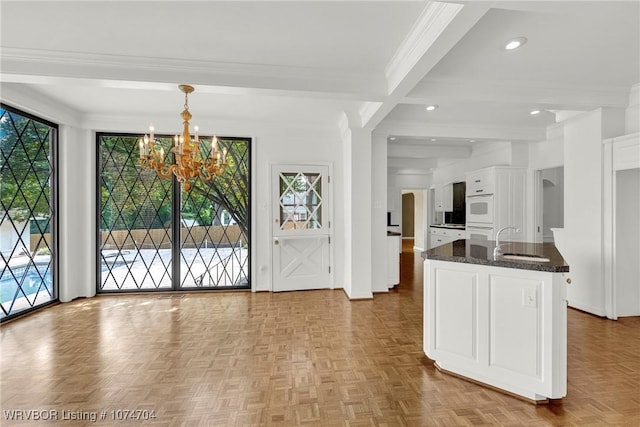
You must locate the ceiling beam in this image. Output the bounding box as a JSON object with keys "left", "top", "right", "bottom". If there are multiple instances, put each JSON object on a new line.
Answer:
{"left": 387, "top": 157, "right": 439, "bottom": 169}
{"left": 406, "top": 78, "right": 631, "bottom": 109}
{"left": 0, "top": 47, "right": 388, "bottom": 101}
{"left": 360, "top": 1, "right": 491, "bottom": 130}
{"left": 388, "top": 143, "right": 471, "bottom": 159}
{"left": 379, "top": 120, "right": 546, "bottom": 142}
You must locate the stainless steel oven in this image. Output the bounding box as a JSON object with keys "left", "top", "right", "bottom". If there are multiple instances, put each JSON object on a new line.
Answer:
{"left": 466, "top": 194, "right": 494, "bottom": 224}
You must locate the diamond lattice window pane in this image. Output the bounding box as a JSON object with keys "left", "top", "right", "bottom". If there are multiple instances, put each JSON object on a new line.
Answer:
{"left": 179, "top": 138, "right": 249, "bottom": 288}
{"left": 98, "top": 134, "right": 250, "bottom": 291}
{"left": 99, "top": 135, "right": 173, "bottom": 291}
{"left": 1, "top": 106, "right": 57, "bottom": 319}
{"left": 279, "top": 172, "right": 323, "bottom": 230}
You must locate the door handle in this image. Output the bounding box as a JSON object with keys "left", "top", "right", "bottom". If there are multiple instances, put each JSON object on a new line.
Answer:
{"left": 274, "top": 238, "right": 279, "bottom": 245}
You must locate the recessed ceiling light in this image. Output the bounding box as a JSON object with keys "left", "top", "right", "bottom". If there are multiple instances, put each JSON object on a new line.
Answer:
{"left": 504, "top": 37, "right": 528, "bottom": 51}
{"left": 425, "top": 105, "right": 439, "bottom": 111}
{"left": 431, "top": 138, "right": 437, "bottom": 142}
{"left": 389, "top": 136, "right": 397, "bottom": 140}
{"left": 469, "top": 139, "right": 476, "bottom": 143}
{"left": 529, "top": 110, "right": 541, "bottom": 115}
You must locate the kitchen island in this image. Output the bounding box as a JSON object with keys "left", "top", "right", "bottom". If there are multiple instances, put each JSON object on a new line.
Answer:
{"left": 422, "top": 239, "right": 570, "bottom": 403}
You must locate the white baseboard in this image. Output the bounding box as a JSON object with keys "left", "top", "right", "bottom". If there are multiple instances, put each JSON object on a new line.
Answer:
{"left": 568, "top": 300, "right": 606, "bottom": 317}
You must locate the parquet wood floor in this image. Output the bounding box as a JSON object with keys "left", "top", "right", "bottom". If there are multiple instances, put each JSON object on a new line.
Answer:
{"left": 1, "top": 240, "right": 639, "bottom": 426}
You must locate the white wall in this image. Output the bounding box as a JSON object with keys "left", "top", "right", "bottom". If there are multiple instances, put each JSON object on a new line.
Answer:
{"left": 2, "top": 84, "right": 347, "bottom": 300}
{"left": 371, "top": 134, "right": 388, "bottom": 293}
{"left": 553, "top": 108, "right": 625, "bottom": 315}
{"left": 528, "top": 125, "right": 564, "bottom": 171}
{"left": 342, "top": 126, "right": 372, "bottom": 299}
{"left": 626, "top": 84, "right": 639, "bottom": 134}
{"left": 433, "top": 142, "right": 513, "bottom": 185}
{"left": 412, "top": 190, "right": 425, "bottom": 251}
{"left": 253, "top": 129, "right": 344, "bottom": 292}
{"left": 615, "top": 168, "right": 640, "bottom": 316}
{"left": 541, "top": 167, "right": 564, "bottom": 242}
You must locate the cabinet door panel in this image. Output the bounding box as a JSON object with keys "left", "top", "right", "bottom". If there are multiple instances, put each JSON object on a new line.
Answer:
{"left": 434, "top": 269, "right": 477, "bottom": 360}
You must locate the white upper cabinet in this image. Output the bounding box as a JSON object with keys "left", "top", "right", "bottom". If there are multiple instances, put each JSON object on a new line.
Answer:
{"left": 466, "top": 169, "right": 495, "bottom": 196}
{"left": 466, "top": 167, "right": 528, "bottom": 242}
{"left": 434, "top": 183, "right": 453, "bottom": 212}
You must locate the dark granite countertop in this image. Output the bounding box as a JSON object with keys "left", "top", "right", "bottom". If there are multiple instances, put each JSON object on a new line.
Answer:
{"left": 387, "top": 231, "right": 402, "bottom": 236}
{"left": 430, "top": 224, "right": 466, "bottom": 230}
{"left": 422, "top": 239, "right": 569, "bottom": 272}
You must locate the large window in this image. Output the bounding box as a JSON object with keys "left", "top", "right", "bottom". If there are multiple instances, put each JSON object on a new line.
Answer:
{"left": 0, "top": 104, "right": 58, "bottom": 320}
{"left": 98, "top": 134, "right": 250, "bottom": 292}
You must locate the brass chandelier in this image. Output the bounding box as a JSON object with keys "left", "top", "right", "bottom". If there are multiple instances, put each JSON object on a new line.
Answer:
{"left": 138, "top": 84, "right": 227, "bottom": 191}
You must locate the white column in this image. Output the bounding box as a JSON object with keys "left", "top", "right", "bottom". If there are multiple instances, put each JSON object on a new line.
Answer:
{"left": 371, "top": 133, "right": 388, "bottom": 293}
{"left": 555, "top": 108, "right": 625, "bottom": 316}
{"left": 58, "top": 126, "right": 96, "bottom": 302}
{"left": 342, "top": 123, "right": 373, "bottom": 299}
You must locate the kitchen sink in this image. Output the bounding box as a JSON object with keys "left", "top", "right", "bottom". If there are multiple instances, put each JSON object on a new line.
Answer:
{"left": 501, "top": 254, "right": 550, "bottom": 262}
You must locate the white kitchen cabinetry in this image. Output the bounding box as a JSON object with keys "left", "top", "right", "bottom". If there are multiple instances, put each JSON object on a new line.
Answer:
{"left": 494, "top": 168, "right": 527, "bottom": 241}
{"left": 434, "top": 183, "right": 453, "bottom": 212}
{"left": 442, "top": 184, "right": 453, "bottom": 212}
{"left": 430, "top": 227, "right": 465, "bottom": 249}
{"left": 434, "top": 186, "right": 443, "bottom": 211}
{"left": 466, "top": 167, "right": 528, "bottom": 241}
{"left": 466, "top": 169, "right": 495, "bottom": 196}
{"left": 424, "top": 259, "right": 568, "bottom": 401}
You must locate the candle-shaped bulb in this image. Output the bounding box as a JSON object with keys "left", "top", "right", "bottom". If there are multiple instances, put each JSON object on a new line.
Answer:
{"left": 139, "top": 138, "right": 144, "bottom": 158}
{"left": 223, "top": 148, "right": 228, "bottom": 163}
{"left": 149, "top": 124, "right": 154, "bottom": 141}
{"left": 212, "top": 136, "right": 218, "bottom": 152}
{"left": 144, "top": 134, "right": 149, "bottom": 144}
{"left": 159, "top": 147, "right": 165, "bottom": 158}
{"left": 210, "top": 139, "right": 216, "bottom": 158}
{"left": 194, "top": 126, "right": 199, "bottom": 142}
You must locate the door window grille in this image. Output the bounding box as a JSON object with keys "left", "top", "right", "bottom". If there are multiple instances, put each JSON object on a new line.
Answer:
{"left": 279, "top": 172, "right": 322, "bottom": 230}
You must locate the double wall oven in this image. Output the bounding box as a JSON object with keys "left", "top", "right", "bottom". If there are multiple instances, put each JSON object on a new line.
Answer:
{"left": 465, "top": 194, "right": 494, "bottom": 241}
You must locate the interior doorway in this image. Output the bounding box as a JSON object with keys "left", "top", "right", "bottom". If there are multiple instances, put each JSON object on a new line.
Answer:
{"left": 536, "top": 167, "right": 564, "bottom": 243}
{"left": 401, "top": 189, "right": 427, "bottom": 251}
{"left": 402, "top": 193, "right": 415, "bottom": 238}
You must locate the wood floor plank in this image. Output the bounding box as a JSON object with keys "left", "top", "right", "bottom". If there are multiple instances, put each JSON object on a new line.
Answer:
{"left": 2, "top": 241, "right": 639, "bottom": 426}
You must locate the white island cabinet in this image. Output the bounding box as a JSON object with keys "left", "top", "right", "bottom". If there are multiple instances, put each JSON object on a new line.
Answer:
{"left": 423, "top": 240, "right": 570, "bottom": 403}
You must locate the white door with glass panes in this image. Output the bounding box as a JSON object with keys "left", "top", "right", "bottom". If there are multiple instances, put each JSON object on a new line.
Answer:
{"left": 272, "top": 165, "right": 331, "bottom": 291}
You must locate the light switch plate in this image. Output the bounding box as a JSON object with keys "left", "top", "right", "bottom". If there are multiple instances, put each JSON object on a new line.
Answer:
{"left": 523, "top": 288, "right": 537, "bottom": 307}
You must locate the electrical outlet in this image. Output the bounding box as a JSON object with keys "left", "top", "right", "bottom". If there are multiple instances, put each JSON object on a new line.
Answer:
{"left": 523, "top": 288, "right": 537, "bottom": 308}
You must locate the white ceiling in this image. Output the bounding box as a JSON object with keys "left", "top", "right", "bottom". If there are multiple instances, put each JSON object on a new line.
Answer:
{"left": 1, "top": 1, "right": 638, "bottom": 173}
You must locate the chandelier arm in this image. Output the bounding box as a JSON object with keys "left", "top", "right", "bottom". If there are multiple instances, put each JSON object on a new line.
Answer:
{"left": 153, "top": 161, "right": 177, "bottom": 179}
{"left": 139, "top": 84, "right": 227, "bottom": 191}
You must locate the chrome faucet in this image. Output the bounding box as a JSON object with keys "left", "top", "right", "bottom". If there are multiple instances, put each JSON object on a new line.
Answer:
{"left": 493, "top": 226, "right": 520, "bottom": 259}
